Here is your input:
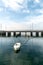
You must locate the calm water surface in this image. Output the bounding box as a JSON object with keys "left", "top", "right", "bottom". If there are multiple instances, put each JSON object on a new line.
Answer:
{"left": 0, "top": 37, "right": 43, "bottom": 65}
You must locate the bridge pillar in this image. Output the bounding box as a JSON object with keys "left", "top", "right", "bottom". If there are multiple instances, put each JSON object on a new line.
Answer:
{"left": 6, "top": 32, "right": 8, "bottom": 37}
{"left": 6, "top": 32, "right": 11, "bottom": 37}
{"left": 26, "top": 32, "right": 31, "bottom": 37}
{"left": 31, "top": 32, "right": 39, "bottom": 37}
{"left": 12, "top": 32, "right": 15, "bottom": 37}
{"left": 41, "top": 32, "right": 43, "bottom": 37}
{"left": 36, "top": 32, "right": 39, "bottom": 37}
{"left": 2, "top": 32, "right": 6, "bottom": 37}
{"left": 8, "top": 32, "right": 11, "bottom": 37}
{"left": 0, "top": 32, "right": 6, "bottom": 37}
{"left": 11, "top": 32, "right": 14, "bottom": 37}
{"left": 39, "top": 32, "right": 41, "bottom": 37}
{"left": 32, "top": 32, "right": 36, "bottom": 37}
{"left": 0, "top": 32, "right": 2, "bottom": 37}
{"left": 15, "top": 32, "right": 21, "bottom": 37}
{"left": 31, "top": 32, "right": 32, "bottom": 37}
{"left": 21, "top": 32, "right": 26, "bottom": 37}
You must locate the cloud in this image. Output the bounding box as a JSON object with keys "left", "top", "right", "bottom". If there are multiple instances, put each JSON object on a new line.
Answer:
{"left": 2, "top": 0, "right": 30, "bottom": 13}
{"left": 0, "top": 14, "right": 43, "bottom": 31}
{"left": 2, "top": 0, "right": 43, "bottom": 15}
{"left": 0, "top": 0, "right": 43, "bottom": 31}
{"left": 0, "top": 19, "right": 31, "bottom": 31}
{"left": 2, "top": 0, "right": 24, "bottom": 11}
{"left": 26, "top": 14, "right": 43, "bottom": 24}
{"left": 23, "top": 9, "right": 30, "bottom": 13}
{"left": 24, "top": 14, "right": 43, "bottom": 30}
{"left": 35, "top": 9, "right": 43, "bottom": 14}
{"left": 34, "top": 0, "right": 40, "bottom": 3}
{"left": 0, "top": 7, "right": 3, "bottom": 12}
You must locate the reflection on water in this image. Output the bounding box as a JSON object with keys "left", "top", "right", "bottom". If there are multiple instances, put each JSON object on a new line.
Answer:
{"left": 0, "top": 37, "right": 43, "bottom": 65}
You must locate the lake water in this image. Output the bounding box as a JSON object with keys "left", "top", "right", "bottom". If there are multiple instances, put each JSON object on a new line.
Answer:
{"left": 0, "top": 37, "right": 43, "bottom": 65}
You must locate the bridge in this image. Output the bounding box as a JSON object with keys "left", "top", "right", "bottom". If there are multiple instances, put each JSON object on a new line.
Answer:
{"left": 0, "top": 30, "right": 43, "bottom": 37}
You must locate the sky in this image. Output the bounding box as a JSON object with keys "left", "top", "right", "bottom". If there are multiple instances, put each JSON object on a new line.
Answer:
{"left": 0, "top": 0, "right": 43, "bottom": 31}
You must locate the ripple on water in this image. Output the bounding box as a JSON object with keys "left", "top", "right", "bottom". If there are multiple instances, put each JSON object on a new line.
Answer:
{"left": 0, "top": 37, "right": 43, "bottom": 65}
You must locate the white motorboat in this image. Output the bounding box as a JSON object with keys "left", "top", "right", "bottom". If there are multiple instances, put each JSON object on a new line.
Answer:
{"left": 14, "top": 43, "right": 21, "bottom": 52}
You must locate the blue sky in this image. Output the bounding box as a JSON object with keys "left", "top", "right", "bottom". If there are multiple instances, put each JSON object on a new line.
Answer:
{"left": 0, "top": 0, "right": 43, "bottom": 30}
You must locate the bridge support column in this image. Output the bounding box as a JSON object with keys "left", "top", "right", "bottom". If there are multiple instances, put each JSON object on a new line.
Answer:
{"left": 0, "top": 32, "right": 2, "bottom": 37}
{"left": 6, "top": 32, "right": 8, "bottom": 37}
{"left": 31, "top": 32, "right": 32, "bottom": 37}
{"left": 26, "top": 32, "right": 31, "bottom": 37}
{"left": 39, "top": 32, "right": 41, "bottom": 37}
{"left": 41, "top": 32, "right": 43, "bottom": 37}
{"left": 36, "top": 32, "right": 39, "bottom": 37}
{"left": 31, "top": 32, "right": 39, "bottom": 37}
{"left": 1, "top": 32, "right": 6, "bottom": 37}
{"left": 11, "top": 32, "right": 14, "bottom": 37}
{"left": 6, "top": 32, "right": 11, "bottom": 37}
{"left": 32, "top": 32, "right": 36, "bottom": 37}
{"left": 21, "top": 32, "right": 26, "bottom": 37}
{"left": 15, "top": 32, "right": 21, "bottom": 37}
{"left": 13, "top": 32, "right": 15, "bottom": 37}
{"left": 8, "top": 32, "right": 11, "bottom": 37}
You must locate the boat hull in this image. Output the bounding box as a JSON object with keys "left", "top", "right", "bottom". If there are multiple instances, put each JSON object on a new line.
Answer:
{"left": 14, "top": 43, "right": 21, "bottom": 52}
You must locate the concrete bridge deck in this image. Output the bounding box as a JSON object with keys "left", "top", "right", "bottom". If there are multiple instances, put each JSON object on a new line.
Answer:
{"left": 0, "top": 30, "right": 43, "bottom": 37}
